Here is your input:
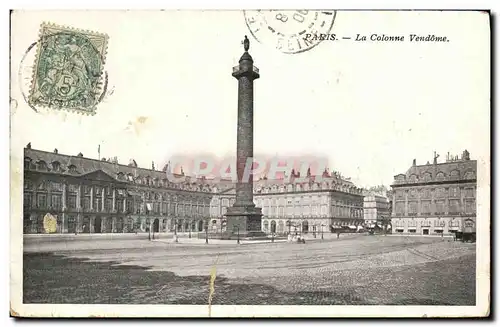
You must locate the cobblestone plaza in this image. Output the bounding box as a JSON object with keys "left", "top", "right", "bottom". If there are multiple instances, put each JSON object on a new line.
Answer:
{"left": 23, "top": 235, "right": 475, "bottom": 305}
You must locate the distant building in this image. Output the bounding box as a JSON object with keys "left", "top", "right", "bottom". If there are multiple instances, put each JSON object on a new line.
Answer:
{"left": 210, "top": 170, "right": 365, "bottom": 235}
{"left": 390, "top": 150, "right": 476, "bottom": 236}
{"left": 363, "top": 194, "right": 390, "bottom": 227}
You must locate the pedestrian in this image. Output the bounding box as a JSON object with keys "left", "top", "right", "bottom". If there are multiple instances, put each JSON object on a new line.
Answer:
{"left": 337, "top": 231, "right": 340, "bottom": 239}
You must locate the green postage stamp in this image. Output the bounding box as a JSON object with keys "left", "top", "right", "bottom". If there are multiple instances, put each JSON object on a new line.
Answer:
{"left": 28, "top": 23, "right": 109, "bottom": 115}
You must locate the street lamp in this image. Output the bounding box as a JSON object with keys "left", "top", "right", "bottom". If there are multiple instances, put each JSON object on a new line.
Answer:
{"left": 189, "top": 221, "right": 192, "bottom": 239}
{"left": 205, "top": 222, "right": 209, "bottom": 244}
{"left": 148, "top": 219, "right": 151, "bottom": 241}
{"left": 271, "top": 231, "right": 274, "bottom": 243}
{"left": 174, "top": 219, "right": 178, "bottom": 243}
{"left": 321, "top": 224, "right": 324, "bottom": 240}
{"left": 237, "top": 226, "right": 240, "bottom": 244}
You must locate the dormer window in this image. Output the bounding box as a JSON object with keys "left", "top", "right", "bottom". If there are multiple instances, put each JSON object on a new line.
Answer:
{"left": 68, "top": 165, "right": 77, "bottom": 174}
{"left": 24, "top": 157, "right": 32, "bottom": 170}
{"left": 37, "top": 160, "right": 47, "bottom": 171}
{"left": 51, "top": 161, "right": 61, "bottom": 172}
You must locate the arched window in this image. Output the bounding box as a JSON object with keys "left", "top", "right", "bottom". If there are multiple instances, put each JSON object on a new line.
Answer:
{"left": 51, "top": 161, "right": 61, "bottom": 172}
{"left": 302, "top": 220, "right": 309, "bottom": 233}
{"left": 263, "top": 220, "right": 269, "bottom": 232}
{"left": 450, "top": 170, "right": 460, "bottom": 180}
{"left": 270, "top": 220, "right": 277, "bottom": 233}
{"left": 436, "top": 172, "right": 445, "bottom": 181}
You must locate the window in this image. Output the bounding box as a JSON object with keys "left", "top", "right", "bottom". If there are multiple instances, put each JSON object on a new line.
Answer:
{"left": 37, "top": 194, "right": 47, "bottom": 208}
{"left": 465, "top": 200, "right": 476, "bottom": 214}
{"left": 93, "top": 197, "right": 102, "bottom": 211}
{"left": 421, "top": 201, "right": 431, "bottom": 214}
{"left": 67, "top": 215, "right": 76, "bottom": 233}
{"left": 435, "top": 200, "right": 445, "bottom": 214}
{"left": 436, "top": 172, "right": 445, "bottom": 181}
{"left": 395, "top": 202, "right": 405, "bottom": 215}
{"left": 105, "top": 198, "right": 112, "bottom": 211}
{"left": 465, "top": 188, "right": 475, "bottom": 198}
{"left": 37, "top": 161, "right": 47, "bottom": 171}
{"left": 450, "top": 170, "right": 460, "bottom": 180}
{"left": 82, "top": 197, "right": 90, "bottom": 210}
{"left": 449, "top": 200, "right": 460, "bottom": 213}
{"left": 450, "top": 187, "right": 460, "bottom": 198}
{"left": 24, "top": 158, "right": 31, "bottom": 170}
{"left": 51, "top": 194, "right": 62, "bottom": 209}
{"left": 52, "top": 161, "right": 61, "bottom": 172}
{"left": 423, "top": 172, "right": 432, "bottom": 182}
{"left": 464, "top": 171, "right": 475, "bottom": 180}
{"left": 68, "top": 165, "right": 77, "bottom": 174}
{"left": 435, "top": 188, "right": 445, "bottom": 198}
{"left": 68, "top": 195, "right": 77, "bottom": 209}
{"left": 23, "top": 192, "right": 32, "bottom": 208}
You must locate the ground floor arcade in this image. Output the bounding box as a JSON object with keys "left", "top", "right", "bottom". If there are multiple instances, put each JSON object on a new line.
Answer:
{"left": 23, "top": 212, "right": 209, "bottom": 234}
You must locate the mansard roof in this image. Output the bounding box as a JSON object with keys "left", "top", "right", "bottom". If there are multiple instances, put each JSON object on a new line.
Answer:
{"left": 24, "top": 147, "right": 217, "bottom": 192}
{"left": 393, "top": 156, "right": 477, "bottom": 185}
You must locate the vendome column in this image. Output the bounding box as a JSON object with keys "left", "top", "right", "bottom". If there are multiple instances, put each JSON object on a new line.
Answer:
{"left": 224, "top": 36, "right": 264, "bottom": 237}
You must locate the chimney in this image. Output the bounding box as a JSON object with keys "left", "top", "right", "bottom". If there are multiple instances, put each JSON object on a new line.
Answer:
{"left": 433, "top": 151, "right": 439, "bottom": 165}
{"left": 54, "top": 148, "right": 58, "bottom": 154}
{"left": 26, "top": 142, "right": 31, "bottom": 149}
{"left": 412, "top": 159, "right": 416, "bottom": 166}
{"left": 463, "top": 149, "right": 470, "bottom": 160}
{"left": 77, "top": 152, "right": 83, "bottom": 157}
{"left": 152, "top": 161, "right": 155, "bottom": 170}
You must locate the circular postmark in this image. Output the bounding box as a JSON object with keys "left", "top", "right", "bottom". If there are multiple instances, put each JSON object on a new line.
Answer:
{"left": 18, "top": 25, "right": 109, "bottom": 116}
{"left": 244, "top": 10, "right": 337, "bottom": 54}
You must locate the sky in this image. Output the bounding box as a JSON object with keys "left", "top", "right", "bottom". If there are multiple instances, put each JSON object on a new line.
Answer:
{"left": 10, "top": 10, "right": 490, "bottom": 188}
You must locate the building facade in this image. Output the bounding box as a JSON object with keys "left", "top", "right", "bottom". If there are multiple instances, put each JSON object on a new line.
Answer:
{"left": 363, "top": 194, "right": 390, "bottom": 226}
{"left": 23, "top": 145, "right": 365, "bottom": 236}
{"left": 390, "top": 150, "right": 477, "bottom": 236}
{"left": 210, "top": 172, "right": 365, "bottom": 235}
{"left": 23, "top": 145, "right": 215, "bottom": 234}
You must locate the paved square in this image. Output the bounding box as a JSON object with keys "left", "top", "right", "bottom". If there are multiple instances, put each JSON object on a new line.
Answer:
{"left": 23, "top": 235, "right": 475, "bottom": 305}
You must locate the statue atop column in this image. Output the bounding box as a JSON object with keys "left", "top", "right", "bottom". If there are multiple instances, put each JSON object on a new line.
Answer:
{"left": 243, "top": 35, "right": 250, "bottom": 52}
